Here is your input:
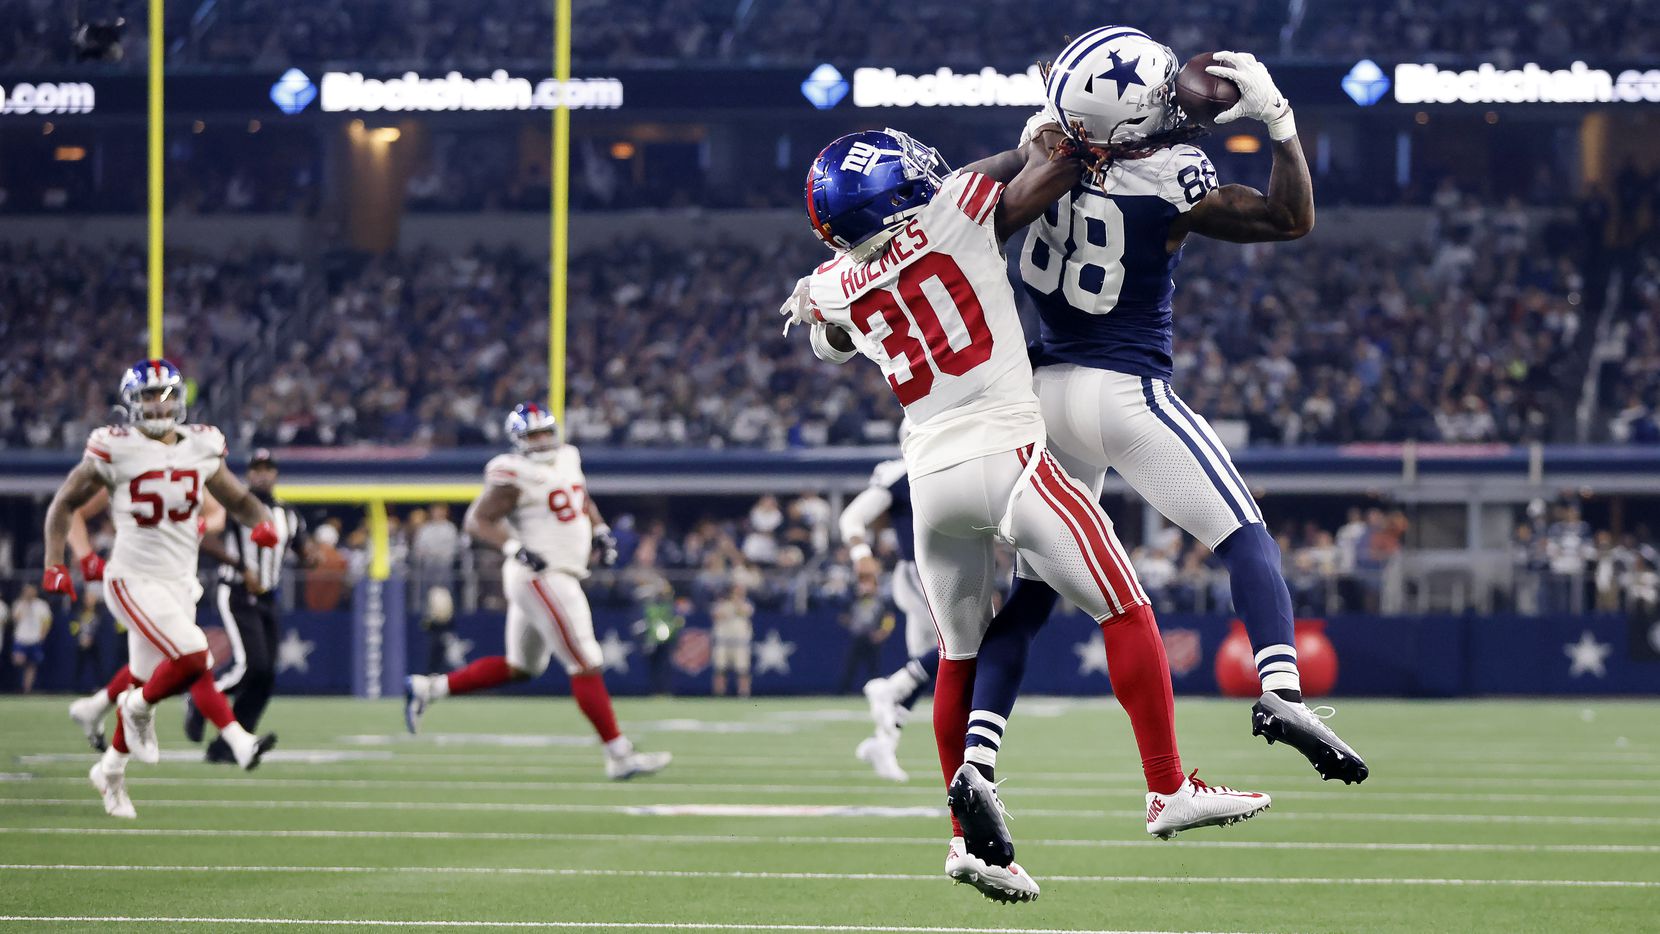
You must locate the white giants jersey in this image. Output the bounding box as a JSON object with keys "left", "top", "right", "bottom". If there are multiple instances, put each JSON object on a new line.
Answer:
{"left": 484, "top": 446, "right": 593, "bottom": 576}
{"left": 806, "top": 170, "right": 1045, "bottom": 478}
{"left": 85, "top": 424, "right": 226, "bottom": 580}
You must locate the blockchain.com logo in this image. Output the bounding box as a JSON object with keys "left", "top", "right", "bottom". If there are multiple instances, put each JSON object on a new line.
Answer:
{"left": 1342, "top": 59, "right": 1390, "bottom": 106}
{"left": 270, "top": 68, "right": 317, "bottom": 114}
{"left": 801, "top": 64, "right": 849, "bottom": 110}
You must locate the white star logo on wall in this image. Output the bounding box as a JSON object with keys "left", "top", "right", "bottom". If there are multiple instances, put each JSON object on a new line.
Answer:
{"left": 753, "top": 630, "right": 796, "bottom": 675}
{"left": 1074, "top": 637, "right": 1109, "bottom": 676}
{"left": 275, "top": 629, "right": 316, "bottom": 675}
{"left": 1563, "top": 630, "right": 1612, "bottom": 678}
{"left": 599, "top": 630, "right": 633, "bottom": 673}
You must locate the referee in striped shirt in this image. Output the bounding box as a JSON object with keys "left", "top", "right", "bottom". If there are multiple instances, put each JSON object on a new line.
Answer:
{"left": 187, "top": 448, "right": 306, "bottom": 763}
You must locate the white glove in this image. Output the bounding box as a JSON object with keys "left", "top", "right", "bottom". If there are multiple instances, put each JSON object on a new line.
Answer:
{"left": 778, "top": 275, "right": 819, "bottom": 336}
{"left": 1206, "top": 51, "right": 1296, "bottom": 141}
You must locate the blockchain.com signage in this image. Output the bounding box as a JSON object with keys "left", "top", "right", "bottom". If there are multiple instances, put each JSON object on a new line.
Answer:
{"left": 0, "top": 79, "right": 97, "bottom": 115}
{"left": 314, "top": 70, "right": 623, "bottom": 112}
{"left": 1389, "top": 61, "right": 1660, "bottom": 105}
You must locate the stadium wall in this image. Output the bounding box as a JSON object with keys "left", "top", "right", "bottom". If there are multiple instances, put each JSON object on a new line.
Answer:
{"left": 12, "top": 601, "right": 1654, "bottom": 697}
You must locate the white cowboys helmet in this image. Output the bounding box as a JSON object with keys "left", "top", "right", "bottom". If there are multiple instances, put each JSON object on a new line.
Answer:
{"left": 1044, "top": 27, "right": 1189, "bottom": 150}
{"left": 505, "top": 402, "right": 561, "bottom": 461}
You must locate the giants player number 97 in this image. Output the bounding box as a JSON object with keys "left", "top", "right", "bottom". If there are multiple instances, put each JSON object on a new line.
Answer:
{"left": 402, "top": 403, "right": 670, "bottom": 782}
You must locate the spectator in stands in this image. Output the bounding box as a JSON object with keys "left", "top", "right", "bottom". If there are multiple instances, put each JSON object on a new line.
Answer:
{"left": 710, "top": 582, "right": 754, "bottom": 698}
{"left": 8, "top": 585, "right": 52, "bottom": 694}
{"left": 411, "top": 502, "right": 461, "bottom": 596}
{"left": 837, "top": 577, "right": 893, "bottom": 694}
{"left": 305, "top": 523, "right": 350, "bottom": 611}
{"left": 1545, "top": 502, "right": 1594, "bottom": 613}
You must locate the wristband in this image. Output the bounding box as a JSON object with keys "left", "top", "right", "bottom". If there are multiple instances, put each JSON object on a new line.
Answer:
{"left": 1266, "top": 104, "right": 1297, "bottom": 142}
{"left": 502, "top": 538, "right": 522, "bottom": 556}
{"left": 849, "top": 543, "right": 874, "bottom": 563}
{"left": 594, "top": 524, "right": 611, "bottom": 537}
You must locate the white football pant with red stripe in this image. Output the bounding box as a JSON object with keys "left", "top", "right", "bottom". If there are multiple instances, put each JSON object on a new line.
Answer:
{"left": 911, "top": 444, "right": 1148, "bottom": 659}
{"left": 105, "top": 575, "right": 210, "bottom": 680}
{"left": 501, "top": 561, "right": 603, "bottom": 675}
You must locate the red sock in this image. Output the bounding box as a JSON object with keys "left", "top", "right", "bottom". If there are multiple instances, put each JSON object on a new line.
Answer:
{"left": 1101, "top": 605, "right": 1184, "bottom": 794}
{"left": 569, "top": 673, "right": 621, "bottom": 743}
{"left": 189, "top": 672, "right": 238, "bottom": 730}
{"left": 111, "top": 716, "right": 129, "bottom": 755}
{"left": 446, "top": 656, "right": 514, "bottom": 696}
{"left": 933, "top": 656, "right": 976, "bottom": 838}
{"left": 141, "top": 651, "right": 209, "bottom": 705}
{"left": 103, "top": 665, "right": 133, "bottom": 703}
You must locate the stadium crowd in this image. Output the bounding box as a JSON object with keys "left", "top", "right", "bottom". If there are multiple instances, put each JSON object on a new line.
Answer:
{"left": 4, "top": 182, "right": 1628, "bottom": 452}
{"left": 10, "top": 0, "right": 1655, "bottom": 70}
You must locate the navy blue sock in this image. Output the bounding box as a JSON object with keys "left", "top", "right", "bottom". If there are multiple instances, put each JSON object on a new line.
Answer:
{"left": 1213, "top": 523, "right": 1301, "bottom": 697}
{"left": 964, "top": 576, "right": 1060, "bottom": 780}
{"left": 896, "top": 651, "right": 940, "bottom": 710}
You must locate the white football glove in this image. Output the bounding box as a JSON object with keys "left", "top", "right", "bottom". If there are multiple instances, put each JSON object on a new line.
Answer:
{"left": 778, "top": 275, "right": 818, "bottom": 336}
{"left": 1206, "top": 51, "right": 1296, "bottom": 141}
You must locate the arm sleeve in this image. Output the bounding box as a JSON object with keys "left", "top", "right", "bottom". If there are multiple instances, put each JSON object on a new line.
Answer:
{"left": 838, "top": 486, "right": 894, "bottom": 544}
{"left": 1157, "top": 145, "right": 1219, "bottom": 214}
{"left": 940, "top": 170, "right": 1006, "bottom": 229}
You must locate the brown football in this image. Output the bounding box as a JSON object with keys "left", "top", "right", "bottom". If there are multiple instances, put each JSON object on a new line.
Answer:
{"left": 1174, "top": 52, "right": 1241, "bottom": 128}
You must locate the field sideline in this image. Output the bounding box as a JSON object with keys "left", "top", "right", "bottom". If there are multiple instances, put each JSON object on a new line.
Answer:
{"left": 1, "top": 694, "right": 1656, "bottom": 933}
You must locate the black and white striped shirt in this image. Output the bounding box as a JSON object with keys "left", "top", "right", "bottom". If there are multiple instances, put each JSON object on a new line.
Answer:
{"left": 219, "top": 494, "right": 304, "bottom": 594}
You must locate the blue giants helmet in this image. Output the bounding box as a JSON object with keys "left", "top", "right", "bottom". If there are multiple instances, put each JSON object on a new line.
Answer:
{"left": 119, "top": 358, "right": 187, "bottom": 438}
{"left": 805, "top": 128, "right": 949, "bottom": 260}
{"left": 505, "top": 402, "right": 561, "bottom": 461}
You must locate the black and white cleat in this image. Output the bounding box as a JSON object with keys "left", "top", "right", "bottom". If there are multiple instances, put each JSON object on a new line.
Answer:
{"left": 1253, "top": 692, "right": 1369, "bottom": 784}
{"left": 947, "top": 763, "right": 1015, "bottom": 869}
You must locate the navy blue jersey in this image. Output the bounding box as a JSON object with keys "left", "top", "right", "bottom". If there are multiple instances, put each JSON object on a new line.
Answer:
{"left": 1019, "top": 144, "right": 1217, "bottom": 381}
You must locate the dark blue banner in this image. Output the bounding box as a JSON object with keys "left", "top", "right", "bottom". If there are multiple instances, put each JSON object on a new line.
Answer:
{"left": 7, "top": 600, "right": 1655, "bottom": 698}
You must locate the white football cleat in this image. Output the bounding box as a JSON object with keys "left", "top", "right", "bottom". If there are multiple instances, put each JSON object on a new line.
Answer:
{"left": 89, "top": 761, "right": 135, "bottom": 819}
{"left": 945, "top": 836, "right": 1039, "bottom": 903}
{"left": 863, "top": 676, "right": 903, "bottom": 738}
{"left": 606, "top": 749, "right": 672, "bottom": 781}
{"left": 117, "top": 690, "right": 159, "bottom": 765}
{"left": 403, "top": 674, "right": 434, "bottom": 735}
{"left": 226, "top": 731, "right": 279, "bottom": 771}
{"left": 1146, "top": 771, "right": 1270, "bottom": 839}
{"left": 69, "top": 694, "right": 110, "bottom": 751}
{"left": 855, "top": 735, "right": 909, "bottom": 783}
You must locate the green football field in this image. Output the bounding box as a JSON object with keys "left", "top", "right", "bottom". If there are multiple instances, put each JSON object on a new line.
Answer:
{"left": 1, "top": 694, "right": 1656, "bottom": 933}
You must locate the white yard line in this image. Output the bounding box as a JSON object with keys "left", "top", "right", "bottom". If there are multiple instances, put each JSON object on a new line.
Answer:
{"left": 13, "top": 775, "right": 1658, "bottom": 805}
{"left": 2, "top": 864, "right": 1655, "bottom": 889}
{"left": 0, "top": 917, "right": 1251, "bottom": 934}
{"left": 6, "top": 796, "right": 1659, "bottom": 826}
{"left": 4, "top": 826, "right": 1658, "bottom": 854}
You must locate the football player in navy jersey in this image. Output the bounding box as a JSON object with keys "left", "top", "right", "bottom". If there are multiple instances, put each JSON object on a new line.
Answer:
{"left": 981, "top": 29, "right": 1367, "bottom": 784}
{"left": 839, "top": 450, "right": 933, "bottom": 783}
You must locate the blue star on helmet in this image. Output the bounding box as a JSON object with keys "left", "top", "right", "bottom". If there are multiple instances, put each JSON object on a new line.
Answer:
{"left": 1095, "top": 49, "right": 1146, "bottom": 98}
